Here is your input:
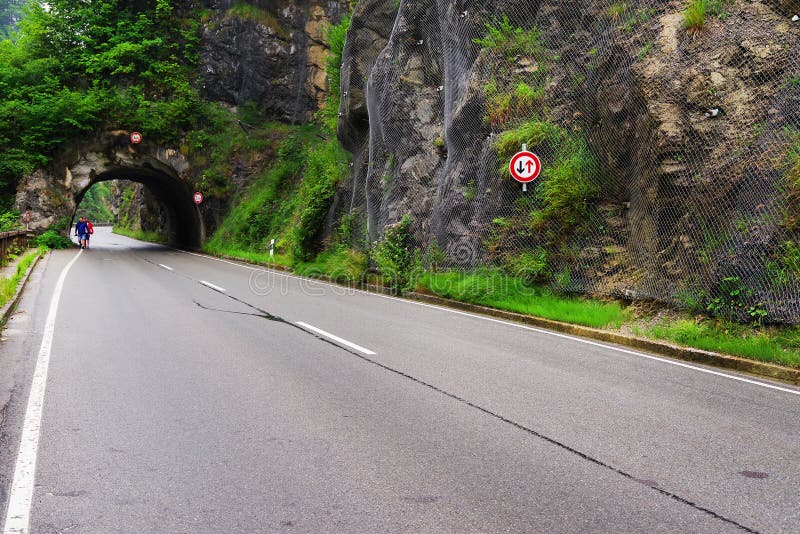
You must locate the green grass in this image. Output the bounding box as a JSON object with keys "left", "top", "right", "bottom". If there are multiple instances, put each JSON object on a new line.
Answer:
{"left": 203, "top": 241, "right": 293, "bottom": 268}
{"left": 227, "top": 2, "right": 288, "bottom": 38}
{"left": 645, "top": 319, "right": 800, "bottom": 368}
{"left": 607, "top": 2, "right": 627, "bottom": 19}
{"left": 684, "top": 0, "right": 708, "bottom": 30}
{"left": 294, "top": 247, "right": 368, "bottom": 284}
{"left": 0, "top": 247, "right": 46, "bottom": 309}
{"left": 415, "top": 270, "right": 628, "bottom": 328}
{"left": 473, "top": 14, "right": 543, "bottom": 59}
{"left": 113, "top": 226, "right": 168, "bottom": 244}
{"left": 684, "top": 0, "right": 729, "bottom": 30}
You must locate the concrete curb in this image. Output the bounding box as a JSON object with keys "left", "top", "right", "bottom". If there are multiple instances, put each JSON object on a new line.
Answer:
{"left": 206, "top": 252, "right": 800, "bottom": 386}
{"left": 0, "top": 251, "right": 44, "bottom": 329}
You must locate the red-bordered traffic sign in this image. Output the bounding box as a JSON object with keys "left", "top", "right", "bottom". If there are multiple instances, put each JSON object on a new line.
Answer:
{"left": 193, "top": 191, "right": 204, "bottom": 205}
{"left": 130, "top": 132, "right": 143, "bottom": 144}
{"left": 509, "top": 151, "right": 541, "bottom": 183}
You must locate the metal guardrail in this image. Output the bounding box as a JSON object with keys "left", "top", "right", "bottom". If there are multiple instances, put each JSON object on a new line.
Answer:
{"left": 0, "top": 230, "right": 31, "bottom": 267}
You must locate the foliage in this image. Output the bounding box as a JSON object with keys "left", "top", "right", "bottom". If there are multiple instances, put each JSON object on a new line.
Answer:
{"left": 0, "top": 0, "right": 205, "bottom": 194}
{"left": 294, "top": 246, "right": 367, "bottom": 283}
{"left": 317, "top": 13, "right": 351, "bottom": 130}
{"left": 416, "top": 269, "right": 627, "bottom": 329}
{"left": 495, "top": 119, "right": 598, "bottom": 238}
{"left": 292, "top": 140, "right": 351, "bottom": 260}
{"left": 226, "top": 2, "right": 287, "bottom": 37}
{"left": 112, "top": 226, "right": 167, "bottom": 244}
{"left": 0, "top": 210, "right": 21, "bottom": 232}
{"left": 0, "top": 1, "right": 24, "bottom": 41}
{"left": 473, "top": 14, "right": 542, "bottom": 59}
{"left": 765, "top": 241, "right": 800, "bottom": 288}
{"left": 784, "top": 131, "right": 800, "bottom": 231}
{"left": 79, "top": 183, "right": 114, "bottom": 223}
{"left": 334, "top": 210, "right": 367, "bottom": 247}
{"left": 35, "top": 230, "right": 73, "bottom": 249}
{"left": 373, "top": 215, "right": 414, "bottom": 291}
{"left": 684, "top": 0, "right": 729, "bottom": 30}
{"left": 0, "top": 247, "right": 46, "bottom": 309}
{"left": 647, "top": 318, "right": 800, "bottom": 368}
{"left": 205, "top": 130, "right": 307, "bottom": 255}
{"left": 505, "top": 248, "right": 549, "bottom": 283}
{"left": 204, "top": 125, "right": 349, "bottom": 263}
{"left": 494, "top": 120, "right": 564, "bottom": 158}
{"left": 684, "top": 0, "right": 708, "bottom": 30}
{"left": 704, "top": 275, "right": 768, "bottom": 325}
{"left": 607, "top": 2, "right": 627, "bottom": 19}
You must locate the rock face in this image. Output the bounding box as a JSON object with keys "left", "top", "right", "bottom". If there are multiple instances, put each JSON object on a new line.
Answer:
{"left": 200, "top": 0, "right": 348, "bottom": 123}
{"left": 336, "top": 0, "right": 800, "bottom": 321}
{"left": 14, "top": 132, "right": 203, "bottom": 247}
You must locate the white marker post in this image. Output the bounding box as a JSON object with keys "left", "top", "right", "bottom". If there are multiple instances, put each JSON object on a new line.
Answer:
{"left": 269, "top": 239, "right": 275, "bottom": 258}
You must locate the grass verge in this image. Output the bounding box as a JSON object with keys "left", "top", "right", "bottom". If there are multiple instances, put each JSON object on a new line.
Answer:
{"left": 113, "top": 227, "right": 168, "bottom": 244}
{"left": 415, "top": 270, "right": 628, "bottom": 329}
{"left": 203, "top": 241, "right": 293, "bottom": 269}
{"left": 0, "top": 247, "right": 46, "bottom": 309}
{"left": 637, "top": 318, "right": 800, "bottom": 368}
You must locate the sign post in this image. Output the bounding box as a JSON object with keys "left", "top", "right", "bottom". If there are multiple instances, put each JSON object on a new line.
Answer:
{"left": 508, "top": 143, "right": 541, "bottom": 192}
{"left": 193, "top": 191, "right": 204, "bottom": 205}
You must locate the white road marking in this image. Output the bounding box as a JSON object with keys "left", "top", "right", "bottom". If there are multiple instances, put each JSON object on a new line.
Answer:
{"left": 200, "top": 280, "right": 226, "bottom": 293}
{"left": 158, "top": 264, "right": 174, "bottom": 271}
{"left": 295, "top": 322, "right": 376, "bottom": 355}
{"left": 4, "top": 250, "right": 83, "bottom": 534}
{"left": 178, "top": 250, "right": 800, "bottom": 396}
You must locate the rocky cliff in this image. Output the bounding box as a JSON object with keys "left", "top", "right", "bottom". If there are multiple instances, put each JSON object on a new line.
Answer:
{"left": 201, "top": 0, "right": 349, "bottom": 122}
{"left": 334, "top": 0, "right": 800, "bottom": 321}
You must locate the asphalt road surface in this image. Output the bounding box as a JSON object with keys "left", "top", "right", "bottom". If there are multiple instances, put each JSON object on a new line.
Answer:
{"left": 1, "top": 227, "right": 799, "bottom": 533}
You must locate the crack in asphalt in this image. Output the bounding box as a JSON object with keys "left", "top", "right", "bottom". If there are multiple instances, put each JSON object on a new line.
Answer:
{"left": 145, "top": 256, "right": 757, "bottom": 533}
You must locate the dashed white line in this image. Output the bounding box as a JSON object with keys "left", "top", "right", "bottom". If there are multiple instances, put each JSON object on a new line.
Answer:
{"left": 178, "top": 250, "right": 800, "bottom": 397}
{"left": 158, "top": 264, "right": 174, "bottom": 271}
{"left": 200, "top": 280, "right": 226, "bottom": 293}
{"left": 295, "top": 322, "right": 376, "bottom": 355}
{"left": 4, "top": 250, "right": 83, "bottom": 534}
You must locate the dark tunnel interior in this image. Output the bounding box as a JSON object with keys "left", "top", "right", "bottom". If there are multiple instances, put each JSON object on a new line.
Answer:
{"left": 73, "top": 167, "right": 203, "bottom": 249}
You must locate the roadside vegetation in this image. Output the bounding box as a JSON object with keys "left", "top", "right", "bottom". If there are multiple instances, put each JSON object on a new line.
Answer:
{"left": 0, "top": 246, "right": 46, "bottom": 309}
{"left": 112, "top": 226, "right": 167, "bottom": 244}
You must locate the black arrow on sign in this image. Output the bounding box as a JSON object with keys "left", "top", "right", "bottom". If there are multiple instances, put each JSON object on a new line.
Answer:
{"left": 517, "top": 160, "right": 526, "bottom": 174}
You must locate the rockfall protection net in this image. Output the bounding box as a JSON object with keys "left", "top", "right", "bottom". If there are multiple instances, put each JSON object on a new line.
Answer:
{"left": 335, "top": 0, "right": 800, "bottom": 323}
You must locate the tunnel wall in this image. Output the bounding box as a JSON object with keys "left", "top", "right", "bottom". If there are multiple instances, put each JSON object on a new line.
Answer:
{"left": 14, "top": 132, "right": 204, "bottom": 248}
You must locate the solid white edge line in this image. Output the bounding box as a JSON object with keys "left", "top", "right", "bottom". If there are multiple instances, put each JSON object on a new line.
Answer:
{"left": 199, "top": 280, "right": 226, "bottom": 293}
{"left": 295, "top": 321, "right": 376, "bottom": 355}
{"left": 158, "top": 264, "right": 174, "bottom": 271}
{"left": 178, "top": 250, "right": 800, "bottom": 396}
{"left": 3, "top": 249, "right": 83, "bottom": 534}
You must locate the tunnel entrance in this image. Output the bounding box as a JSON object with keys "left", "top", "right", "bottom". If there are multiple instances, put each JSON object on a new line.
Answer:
{"left": 73, "top": 167, "right": 203, "bottom": 249}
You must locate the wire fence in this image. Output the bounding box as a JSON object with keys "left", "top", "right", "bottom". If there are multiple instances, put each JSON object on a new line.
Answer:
{"left": 336, "top": 0, "right": 800, "bottom": 323}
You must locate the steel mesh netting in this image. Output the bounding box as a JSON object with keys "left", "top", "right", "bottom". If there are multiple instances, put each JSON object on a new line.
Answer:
{"left": 334, "top": 0, "right": 800, "bottom": 323}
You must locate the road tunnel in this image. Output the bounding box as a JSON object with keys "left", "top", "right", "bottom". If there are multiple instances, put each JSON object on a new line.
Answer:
{"left": 73, "top": 166, "right": 203, "bottom": 249}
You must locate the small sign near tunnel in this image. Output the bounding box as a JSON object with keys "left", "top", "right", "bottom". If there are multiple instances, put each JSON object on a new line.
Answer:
{"left": 130, "top": 132, "right": 143, "bottom": 144}
{"left": 193, "top": 192, "right": 204, "bottom": 205}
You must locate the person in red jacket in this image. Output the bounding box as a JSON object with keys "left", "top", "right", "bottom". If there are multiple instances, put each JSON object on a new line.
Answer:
{"left": 85, "top": 219, "right": 94, "bottom": 249}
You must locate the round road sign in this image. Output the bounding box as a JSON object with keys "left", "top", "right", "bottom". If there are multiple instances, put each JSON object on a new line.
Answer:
{"left": 130, "top": 131, "right": 143, "bottom": 144}
{"left": 193, "top": 191, "right": 204, "bottom": 205}
{"left": 509, "top": 151, "right": 541, "bottom": 183}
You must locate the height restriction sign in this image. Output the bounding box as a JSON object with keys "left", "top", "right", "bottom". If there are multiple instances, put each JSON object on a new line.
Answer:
{"left": 509, "top": 150, "right": 541, "bottom": 184}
